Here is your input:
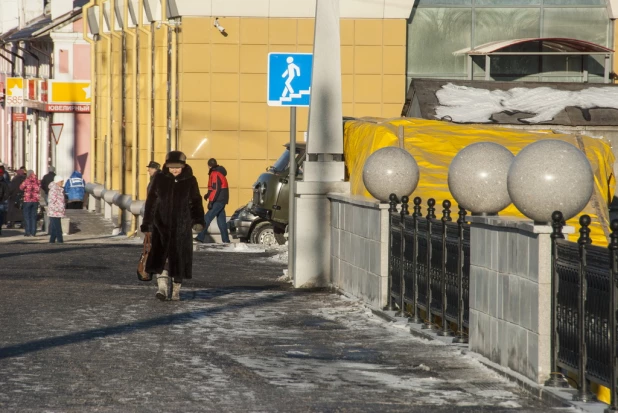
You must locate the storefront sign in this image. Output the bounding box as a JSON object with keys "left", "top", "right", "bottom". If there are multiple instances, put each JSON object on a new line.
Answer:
{"left": 6, "top": 77, "right": 24, "bottom": 107}
{"left": 27, "top": 79, "right": 38, "bottom": 101}
{"left": 45, "top": 104, "right": 90, "bottom": 113}
{"left": 12, "top": 113, "right": 26, "bottom": 122}
{"left": 48, "top": 80, "right": 91, "bottom": 104}
{"left": 39, "top": 79, "right": 48, "bottom": 102}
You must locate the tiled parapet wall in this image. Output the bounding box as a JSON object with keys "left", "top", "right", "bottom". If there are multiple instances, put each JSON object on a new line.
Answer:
{"left": 328, "top": 194, "right": 390, "bottom": 308}
{"left": 468, "top": 216, "right": 574, "bottom": 384}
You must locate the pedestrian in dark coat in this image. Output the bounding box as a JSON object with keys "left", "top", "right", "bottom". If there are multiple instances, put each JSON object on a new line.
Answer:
{"left": 140, "top": 151, "right": 205, "bottom": 301}
{"left": 41, "top": 167, "right": 56, "bottom": 196}
{"left": 0, "top": 165, "right": 10, "bottom": 183}
{"left": 0, "top": 174, "right": 9, "bottom": 235}
{"left": 146, "top": 160, "right": 161, "bottom": 194}
{"left": 6, "top": 169, "right": 25, "bottom": 226}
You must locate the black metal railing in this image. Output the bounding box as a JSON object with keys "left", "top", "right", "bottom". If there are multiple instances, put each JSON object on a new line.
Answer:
{"left": 548, "top": 211, "right": 618, "bottom": 408}
{"left": 386, "top": 194, "right": 470, "bottom": 342}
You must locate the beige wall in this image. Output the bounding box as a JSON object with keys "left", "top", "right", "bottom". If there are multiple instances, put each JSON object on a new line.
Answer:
{"left": 179, "top": 16, "right": 407, "bottom": 210}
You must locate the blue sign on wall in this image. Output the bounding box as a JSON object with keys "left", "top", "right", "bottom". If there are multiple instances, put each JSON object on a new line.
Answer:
{"left": 267, "top": 53, "right": 313, "bottom": 107}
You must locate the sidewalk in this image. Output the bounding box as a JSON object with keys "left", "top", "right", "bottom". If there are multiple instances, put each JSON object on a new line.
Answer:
{"left": 374, "top": 307, "right": 610, "bottom": 413}
{"left": 0, "top": 209, "right": 142, "bottom": 245}
{"left": 0, "top": 240, "right": 552, "bottom": 412}
{"left": 0, "top": 207, "right": 602, "bottom": 411}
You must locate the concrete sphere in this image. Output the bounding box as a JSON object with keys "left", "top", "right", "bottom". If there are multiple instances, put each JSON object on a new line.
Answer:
{"left": 448, "top": 142, "right": 514, "bottom": 215}
{"left": 362, "top": 147, "right": 419, "bottom": 202}
{"left": 507, "top": 139, "right": 594, "bottom": 223}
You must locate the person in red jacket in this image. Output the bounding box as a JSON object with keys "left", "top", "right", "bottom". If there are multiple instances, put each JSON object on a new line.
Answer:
{"left": 194, "top": 158, "right": 230, "bottom": 243}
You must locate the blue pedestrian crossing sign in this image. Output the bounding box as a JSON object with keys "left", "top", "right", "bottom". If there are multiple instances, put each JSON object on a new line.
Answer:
{"left": 267, "top": 53, "right": 313, "bottom": 107}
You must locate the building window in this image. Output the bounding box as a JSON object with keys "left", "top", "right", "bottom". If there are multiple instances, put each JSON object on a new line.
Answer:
{"left": 407, "top": 0, "right": 610, "bottom": 83}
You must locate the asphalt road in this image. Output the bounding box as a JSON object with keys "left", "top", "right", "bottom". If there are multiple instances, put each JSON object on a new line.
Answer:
{"left": 0, "top": 242, "right": 565, "bottom": 412}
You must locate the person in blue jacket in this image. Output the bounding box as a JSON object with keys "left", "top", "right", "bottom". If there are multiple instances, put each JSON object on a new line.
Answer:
{"left": 64, "top": 170, "right": 86, "bottom": 209}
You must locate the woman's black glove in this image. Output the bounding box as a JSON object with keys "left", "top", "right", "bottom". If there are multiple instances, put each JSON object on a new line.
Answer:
{"left": 207, "top": 202, "right": 213, "bottom": 210}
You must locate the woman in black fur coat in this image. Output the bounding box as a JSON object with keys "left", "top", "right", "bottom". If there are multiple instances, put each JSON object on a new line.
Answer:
{"left": 140, "top": 151, "right": 205, "bottom": 301}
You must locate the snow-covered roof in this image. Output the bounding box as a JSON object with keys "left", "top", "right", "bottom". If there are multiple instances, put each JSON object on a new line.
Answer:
{"left": 453, "top": 38, "right": 613, "bottom": 56}
{"left": 404, "top": 79, "right": 618, "bottom": 127}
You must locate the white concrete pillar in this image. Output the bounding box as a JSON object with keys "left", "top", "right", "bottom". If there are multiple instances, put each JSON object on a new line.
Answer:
{"left": 293, "top": 0, "right": 348, "bottom": 288}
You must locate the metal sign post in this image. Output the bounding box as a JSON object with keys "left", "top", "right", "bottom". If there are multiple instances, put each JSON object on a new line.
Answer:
{"left": 267, "top": 52, "right": 313, "bottom": 282}
{"left": 289, "top": 107, "right": 296, "bottom": 280}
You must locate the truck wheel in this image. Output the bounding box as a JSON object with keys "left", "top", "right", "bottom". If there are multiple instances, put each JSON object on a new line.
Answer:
{"left": 250, "top": 222, "right": 279, "bottom": 247}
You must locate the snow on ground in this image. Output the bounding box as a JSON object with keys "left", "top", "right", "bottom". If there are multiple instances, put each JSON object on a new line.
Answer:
{"left": 434, "top": 82, "right": 618, "bottom": 124}
{"left": 196, "top": 242, "right": 267, "bottom": 253}
{"left": 164, "top": 289, "right": 546, "bottom": 409}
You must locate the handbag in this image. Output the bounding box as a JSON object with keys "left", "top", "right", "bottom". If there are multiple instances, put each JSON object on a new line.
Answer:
{"left": 137, "top": 233, "right": 153, "bottom": 281}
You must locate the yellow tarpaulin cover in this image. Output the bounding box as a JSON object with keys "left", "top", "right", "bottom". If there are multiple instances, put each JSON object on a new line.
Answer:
{"left": 343, "top": 117, "right": 616, "bottom": 246}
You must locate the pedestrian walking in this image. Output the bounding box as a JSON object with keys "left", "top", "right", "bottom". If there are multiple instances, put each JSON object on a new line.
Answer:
{"left": 40, "top": 166, "right": 56, "bottom": 198}
{"left": 140, "top": 151, "right": 205, "bottom": 301}
{"left": 194, "top": 158, "right": 230, "bottom": 244}
{"left": 6, "top": 169, "right": 26, "bottom": 229}
{"left": 146, "top": 161, "right": 161, "bottom": 194}
{"left": 64, "top": 170, "right": 86, "bottom": 209}
{"left": 20, "top": 170, "right": 41, "bottom": 237}
{"left": 0, "top": 164, "right": 10, "bottom": 183}
{"left": 0, "top": 174, "right": 9, "bottom": 235}
{"left": 47, "top": 175, "right": 65, "bottom": 244}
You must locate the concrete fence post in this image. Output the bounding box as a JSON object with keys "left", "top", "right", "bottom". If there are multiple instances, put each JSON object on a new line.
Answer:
{"left": 467, "top": 216, "right": 574, "bottom": 384}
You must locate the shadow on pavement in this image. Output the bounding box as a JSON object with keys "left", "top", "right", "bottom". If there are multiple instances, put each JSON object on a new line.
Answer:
{"left": 0, "top": 291, "right": 291, "bottom": 360}
{"left": 0, "top": 243, "right": 137, "bottom": 259}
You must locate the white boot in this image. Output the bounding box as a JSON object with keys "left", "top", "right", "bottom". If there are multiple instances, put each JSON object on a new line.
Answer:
{"left": 171, "top": 282, "right": 181, "bottom": 301}
{"left": 156, "top": 273, "right": 169, "bottom": 301}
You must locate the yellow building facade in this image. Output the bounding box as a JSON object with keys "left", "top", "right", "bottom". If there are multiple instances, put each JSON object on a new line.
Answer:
{"left": 83, "top": 0, "right": 413, "bottom": 214}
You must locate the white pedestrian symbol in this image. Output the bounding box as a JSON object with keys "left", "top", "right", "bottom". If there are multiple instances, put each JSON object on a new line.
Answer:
{"left": 281, "top": 57, "right": 300, "bottom": 98}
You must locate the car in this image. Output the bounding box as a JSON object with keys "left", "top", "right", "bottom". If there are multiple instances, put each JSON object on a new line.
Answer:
{"left": 228, "top": 201, "right": 286, "bottom": 247}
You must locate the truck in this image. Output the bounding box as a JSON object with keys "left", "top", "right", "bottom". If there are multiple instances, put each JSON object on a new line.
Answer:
{"left": 249, "top": 142, "right": 306, "bottom": 241}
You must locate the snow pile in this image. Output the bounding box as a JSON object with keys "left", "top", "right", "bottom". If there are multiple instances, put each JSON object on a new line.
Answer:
{"left": 435, "top": 82, "right": 618, "bottom": 123}
{"left": 276, "top": 269, "right": 291, "bottom": 283}
{"left": 197, "top": 242, "right": 266, "bottom": 253}
{"left": 269, "top": 249, "right": 288, "bottom": 264}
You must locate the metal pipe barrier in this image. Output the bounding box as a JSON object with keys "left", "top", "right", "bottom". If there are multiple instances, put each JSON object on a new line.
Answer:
{"left": 386, "top": 194, "right": 470, "bottom": 341}
{"left": 85, "top": 183, "right": 144, "bottom": 234}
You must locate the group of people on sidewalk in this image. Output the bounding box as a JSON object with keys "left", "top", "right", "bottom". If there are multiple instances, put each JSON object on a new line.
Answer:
{"left": 140, "top": 152, "right": 231, "bottom": 302}
{"left": 0, "top": 163, "right": 86, "bottom": 243}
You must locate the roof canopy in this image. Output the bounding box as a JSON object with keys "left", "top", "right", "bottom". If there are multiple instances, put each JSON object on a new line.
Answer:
{"left": 0, "top": 8, "right": 82, "bottom": 43}
{"left": 455, "top": 38, "right": 613, "bottom": 56}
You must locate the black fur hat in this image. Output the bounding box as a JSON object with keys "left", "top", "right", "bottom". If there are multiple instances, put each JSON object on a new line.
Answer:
{"left": 165, "top": 151, "right": 187, "bottom": 168}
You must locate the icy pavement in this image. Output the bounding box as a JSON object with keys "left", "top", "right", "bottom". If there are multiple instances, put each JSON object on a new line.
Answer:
{"left": 0, "top": 243, "right": 566, "bottom": 412}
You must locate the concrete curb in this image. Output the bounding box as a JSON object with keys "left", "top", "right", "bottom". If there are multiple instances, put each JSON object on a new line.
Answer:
{"left": 334, "top": 288, "right": 605, "bottom": 413}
